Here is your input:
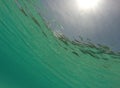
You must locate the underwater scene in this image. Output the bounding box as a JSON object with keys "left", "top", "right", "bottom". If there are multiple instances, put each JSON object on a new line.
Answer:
{"left": 0, "top": 0, "right": 120, "bottom": 88}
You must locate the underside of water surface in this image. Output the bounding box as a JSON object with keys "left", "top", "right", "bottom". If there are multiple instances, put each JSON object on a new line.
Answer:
{"left": 0, "top": 0, "right": 120, "bottom": 88}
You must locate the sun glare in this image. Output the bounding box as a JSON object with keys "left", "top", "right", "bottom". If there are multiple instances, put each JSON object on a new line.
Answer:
{"left": 77, "top": 0, "right": 100, "bottom": 10}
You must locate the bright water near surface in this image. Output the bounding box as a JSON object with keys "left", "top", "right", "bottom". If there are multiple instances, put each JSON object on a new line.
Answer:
{"left": 0, "top": 0, "right": 120, "bottom": 88}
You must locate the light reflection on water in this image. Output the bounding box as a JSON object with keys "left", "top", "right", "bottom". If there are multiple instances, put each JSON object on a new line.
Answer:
{"left": 37, "top": 0, "right": 120, "bottom": 52}
{"left": 0, "top": 0, "right": 120, "bottom": 88}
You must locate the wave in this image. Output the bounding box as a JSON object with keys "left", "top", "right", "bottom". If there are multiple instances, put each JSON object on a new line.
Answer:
{"left": 0, "top": 0, "right": 120, "bottom": 88}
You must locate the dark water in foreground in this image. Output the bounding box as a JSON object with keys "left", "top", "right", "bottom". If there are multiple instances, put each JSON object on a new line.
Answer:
{"left": 0, "top": 0, "right": 120, "bottom": 88}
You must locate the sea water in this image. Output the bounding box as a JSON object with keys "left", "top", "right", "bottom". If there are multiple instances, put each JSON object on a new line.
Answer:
{"left": 0, "top": 0, "right": 120, "bottom": 88}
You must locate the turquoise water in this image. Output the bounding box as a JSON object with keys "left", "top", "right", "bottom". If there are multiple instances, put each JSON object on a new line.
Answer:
{"left": 0, "top": 0, "right": 120, "bottom": 88}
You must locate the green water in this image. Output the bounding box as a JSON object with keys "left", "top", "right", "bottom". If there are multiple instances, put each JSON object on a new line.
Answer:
{"left": 0, "top": 0, "right": 120, "bottom": 88}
